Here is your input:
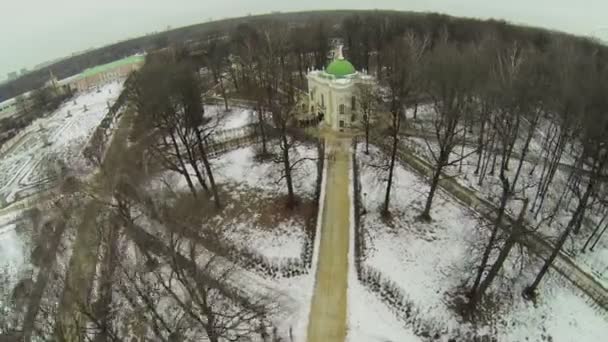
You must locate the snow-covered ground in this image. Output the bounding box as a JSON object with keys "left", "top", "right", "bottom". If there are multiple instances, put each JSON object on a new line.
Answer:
{"left": 402, "top": 134, "right": 608, "bottom": 288}
{"left": 0, "top": 222, "right": 27, "bottom": 284}
{"left": 0, "top": 82, "right": 124, "bottom": 328}
{"left": 0, "top": 81, "right": 124, "bottom": 205}
{"left": 213, "top": 145, "right": 317, "bottom": 260}
{"left": 357, "top": 144, "right": 608, "bottom": 342}
{"left": 348, "top": 282, "right": 422, "bottom": 342}
{"left": 145, "top": 142, "right": 320, "bottom": 340}
{"left": 212, "top": 145, "right": 318, "bottom": 199}
{"left": 150, "top": 143, "right": 318, "bottom": 261}
{"left": 205, "top": 105, "right": 257, "bottom": 131}
{"left": 347, "top": 158, "right": 422, "bottom": 342}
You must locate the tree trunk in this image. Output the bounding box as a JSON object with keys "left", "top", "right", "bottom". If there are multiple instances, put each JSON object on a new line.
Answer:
{"left": 383, "top": 110, "right": 400, "bottom": 215}
{"left": 195, "top": 128, "right": 221, "bottom": 209}
{"left": 534, "top": 131, "right": 566, "bottom": 217}
{"left": 365, "top": 119, "right": 370, "bottom": 154}
{"left": 525, "top": 178, "right": 594, "bottom": 298}
{"left": 184, "top": 141, "right": 209, "bottom": 194}
{"left": 572, "top": 200, "right": 590, "bottom": 235}
{"left": 376, "top": 52, "right": 382, "bottom": 80}
{"left": 229, "top": 67, "right": 239, "bottom": 92}
{"left": 582, "top": 210, "right": 608, "bottom": 252}
{"left": 470, "top": 183, "right": 509, "bottom": 295}
{"left": 503, "top": 115, "right": 521, "bottom": 171}
{"left": 281, "top": 132, "right": 295, "bottom": 208}
{"left": 531, "top": 121, "right": 556, "bottom": 186}
{"left": 297, "top": 53, "right": 304, "bottom": 82}
{"left": 590, "top": 223, "right": 608, "bottom": 251}
{"left": 169, "top": 132, "right": 197, "bottom": 197}
{"left": 219, "top": 76, "right": 229, "bottom": 111}
{"left": 383, "top": 124, "right": 398, "bottom": 215}
{"left": 421, "top": 168, "right": 441, "bottom": 220}
{"left": 471, "top": 199, "right": 528, "bottom": 307}
{"left": 490, "top": 145, "right": 498, "bottom": 175}
{"left": 459, "top": 126, "right": 467, "bottom": 173}
{"left": 474, "top": 119, "right": 486, "bottom": 175}
{"left": 510, "top": 116, "right": 538, "bottom": 193}
{"left": 257, "top": 105, "right": 268, "bottom": 155}
{"left": 478, "top": 131, "right": 496, "bottom": 186}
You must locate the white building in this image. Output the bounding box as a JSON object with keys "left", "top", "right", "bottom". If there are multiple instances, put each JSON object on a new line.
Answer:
{"left": 306, "top": 47, "right": 374, "bottom": 131}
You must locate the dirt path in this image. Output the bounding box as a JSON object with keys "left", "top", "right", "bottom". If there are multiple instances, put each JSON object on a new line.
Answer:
{"left": 55, "top": 110, "right": 134, "bottom": 340}
{"left": 307, "top": 136, "right": 351, "bottom": 342}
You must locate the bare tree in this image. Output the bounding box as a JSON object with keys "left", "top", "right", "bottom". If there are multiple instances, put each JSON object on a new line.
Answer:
{"left": 381, "top": 31, "right": 428, "bottom": 215}
{"left": 419, "top": 38, "right": 475, "bottom": 220}
{"left": 231, "top": 24, "right": 272, "bottom": 156}
{"left": 470, "top": 198, "right": 529, "bottom": 307}
{"left": 15, "top": 95, "right": 29, "bottom": 116}
{"left": 201, "top": 37, "right": 231, "bottom": 111}
{"left": 259, "top": 20, "right": 310, "bottom": 208}
{"left": 355, "top": 82, "right": 380, "bottom": 155}
{"left": 128, "top": 58, "right": 220, "bottom": 202}
{"left": 524, "top": 62, "right": 608, "bottom": 298}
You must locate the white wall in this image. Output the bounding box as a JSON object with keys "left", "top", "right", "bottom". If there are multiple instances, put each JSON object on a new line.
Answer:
{"left": 308, "top": 74, "right": 360, "bottom": 130}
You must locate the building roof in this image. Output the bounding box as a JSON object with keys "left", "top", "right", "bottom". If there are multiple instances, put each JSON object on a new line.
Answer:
{"left": 326, "top": 59, "right": 356, "bottom": 78}
{"left": 81, "top": 55, "right": 145, "bottom": 77}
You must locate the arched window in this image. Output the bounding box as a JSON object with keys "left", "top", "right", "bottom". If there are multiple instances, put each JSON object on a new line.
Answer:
{"left": 339, "top": 104, "right": 345, "bottom": 114}
{"left": 352, "top": 96, "right": 357, "bottom": 110}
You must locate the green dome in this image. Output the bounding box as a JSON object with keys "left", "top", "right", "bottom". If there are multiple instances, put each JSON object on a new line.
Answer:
{"left": 326, "top": 59, "right": 356, "bottom": 78}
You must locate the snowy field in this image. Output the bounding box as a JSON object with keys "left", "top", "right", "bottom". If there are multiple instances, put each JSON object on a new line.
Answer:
{"left": 402, "top": 134, "right": 608, "bottom": 288}
{"left": 347, "top": 158, "right": 422, "bottom": 342}
{"left": 144, "top": 141, "right": 321, "bottom": 340}
{"left": 0, "top": 81, "right": 124, "bottom": 205}
{"left": 356, "top": 144, "right": 608, "bottom": 342}
{"left": 130, "top": 212, "right": 316, "bottom": 340}
{"left": 0, "top": 221, "right": 28, "bottom": 285}
{"left": 150, "top": 144, "right": 318, "bottom": 260}
{"left": 348, "top": 282, "right": 422, "bottom": 342}
{"left": 0, "top": 81, "right": 124, "bottom": 322}
{"left": 212, "top": 145, "right": 318, "bottom": 200}
{"left": 205, "top": 105, "right": 257, "bottom": 131}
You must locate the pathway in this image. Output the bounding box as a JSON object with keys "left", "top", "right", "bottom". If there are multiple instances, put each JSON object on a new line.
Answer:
{"left": 54, "top": 110, "right": 134, "bottom": 340}
{"left": 307, "top": 135, "right": 351, "bottom": 342}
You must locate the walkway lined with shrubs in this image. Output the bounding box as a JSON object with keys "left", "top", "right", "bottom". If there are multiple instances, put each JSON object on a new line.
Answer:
{"left": 307, "top": 136, "right": 351, "bottom": 341}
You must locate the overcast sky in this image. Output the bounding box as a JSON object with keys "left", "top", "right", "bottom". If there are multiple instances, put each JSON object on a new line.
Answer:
{"left": 1, "top": 0, "right": 607, "bottom": 80}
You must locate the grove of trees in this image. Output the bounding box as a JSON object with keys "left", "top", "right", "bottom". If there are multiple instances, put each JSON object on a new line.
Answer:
{"left": 3, "top": 9, "right": 608, "bottom": 340}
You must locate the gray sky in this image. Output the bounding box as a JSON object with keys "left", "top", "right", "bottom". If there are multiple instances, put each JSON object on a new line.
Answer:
{"left": 2, "top": 0, "right": 607, "bottom": 80}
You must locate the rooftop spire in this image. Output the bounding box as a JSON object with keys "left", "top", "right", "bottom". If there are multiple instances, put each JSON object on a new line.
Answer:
{"left": 337, "top": 45, "right": 344, "bottom": 60}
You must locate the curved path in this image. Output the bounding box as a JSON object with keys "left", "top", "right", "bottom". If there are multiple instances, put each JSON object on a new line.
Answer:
{"left": 307, "top": 135, "right": 351, "bottom": 342}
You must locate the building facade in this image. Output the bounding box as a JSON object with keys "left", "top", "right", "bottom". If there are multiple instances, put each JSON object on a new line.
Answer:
{"left": 0, "top": 55, "right": 144, "bottom": 120}
{"left": 306, "top": 47, "right": 374, "bottom": 131}
{"left": 59, "top": 55, "right": 145, "bottom": 92}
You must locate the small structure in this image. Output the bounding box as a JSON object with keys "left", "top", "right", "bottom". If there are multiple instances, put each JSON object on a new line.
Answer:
{"left": 306, "top": 46, "right": 375, "bottom": 131}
